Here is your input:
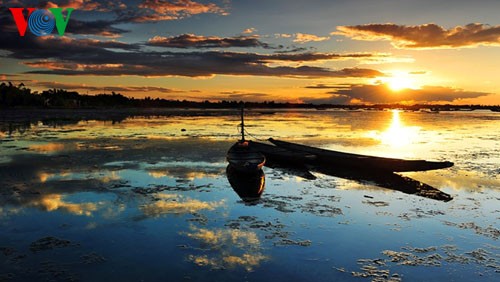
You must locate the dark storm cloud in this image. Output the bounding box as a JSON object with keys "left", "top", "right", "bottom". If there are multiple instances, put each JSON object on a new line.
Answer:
{"left": 0, "top": 1, "right": 386, "bottom": 79}
{"left": 2, "top": 0, "right": 227, "bottom": 37}
{"left": 274, "top": 47, "right": 310, "bottom": 53}
{"left": 147, "top": 34, "right": 274, "bottom": 49}
{"left": 305, "top": 84, "right": 352, "bottom": 89}
{"left": 263, "top": 52, "right": 381, "bottom": 62}
{"left": 65, "top": 19, "right": 130, "bottom": 37}
{"left": 0, "top": 33, "right": 383, "bottom": 78}
{"left": 217, "top": 91, "right": 269, "bottom": 100}
{"left": 32, "top": 81, "right": 182, "bottom": 93}
{"left": 0, "top": 5, "right": 129, "bottom": 37}
{"left": 305, "top": 84, "right": 490, "bottom": 104}
{"left": 25, "top": 56, "right": 383, "bottom": 78}
{"left": 0, "top": 4, "right": 384, "bottom": 79}
{"left": 0, "top": 34, "right": 137, "bottom": 60}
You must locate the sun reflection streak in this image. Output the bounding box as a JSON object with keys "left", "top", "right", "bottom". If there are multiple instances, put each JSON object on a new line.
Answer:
{"left": 368, "top": 110, "right": 420, "bottom": 148}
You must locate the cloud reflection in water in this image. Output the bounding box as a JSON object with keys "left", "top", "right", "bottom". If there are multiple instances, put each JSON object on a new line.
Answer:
{"left": 185, "top": 226, "right": 268, "bottom": 271}
{"left": 140, "top": 194, "right": 225, "bottom": 217}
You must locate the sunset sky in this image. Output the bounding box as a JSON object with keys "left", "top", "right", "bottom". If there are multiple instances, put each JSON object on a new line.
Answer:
{"left": 1, "top": 0, "right": 500, "bottom": 104}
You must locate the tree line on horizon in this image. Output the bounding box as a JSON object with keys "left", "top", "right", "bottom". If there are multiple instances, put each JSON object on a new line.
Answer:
{"left": 1, "top": 82, "right": 499, "bottom": 111}
{"left": 0, "top": 82, "right": 305, "bottom": 109}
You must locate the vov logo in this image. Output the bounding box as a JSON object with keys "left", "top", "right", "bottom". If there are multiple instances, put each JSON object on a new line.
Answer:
{"left": 9, "top": 8, "right": 74, "bottom": 37}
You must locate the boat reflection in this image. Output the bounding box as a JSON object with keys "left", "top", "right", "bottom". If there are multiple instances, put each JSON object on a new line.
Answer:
{"left": 226, "top": 152, "right": 452, "bottom": 202}
{"left": 226, "top": 165, "right": 265, "bottom": 203}
{"left": 264, "top": 159, "right": 452, "bottom": 202}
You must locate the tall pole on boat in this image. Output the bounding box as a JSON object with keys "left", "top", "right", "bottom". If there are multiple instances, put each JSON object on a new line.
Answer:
{"left": 240, "top": 105, "right": 245, "bottom": 142}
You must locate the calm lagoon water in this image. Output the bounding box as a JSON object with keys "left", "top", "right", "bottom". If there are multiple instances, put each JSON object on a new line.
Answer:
{"left": 0, "top": 109, "right": 499, "bottom": 281}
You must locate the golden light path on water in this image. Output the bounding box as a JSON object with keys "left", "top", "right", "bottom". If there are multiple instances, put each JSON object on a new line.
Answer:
{"left": 367, "top": 110, "right": 421, "bottom": 149}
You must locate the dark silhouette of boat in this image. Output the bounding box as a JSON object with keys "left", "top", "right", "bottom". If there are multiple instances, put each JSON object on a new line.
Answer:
{"left": 226, "top": 107, "right": 265, "bottom": 173}
{"left": 267, "top": 138, "right": 453, "bottom": 172}
{"left": 227, "top": 142, "right": 266, "bottom": 172}
{"left": 245, "top": 140, "right": 453, "bottom": 201}
{"left": 226, "top": 141, "right": 452, "bottom": 202}
{"left": 225, "top": 109, "right": 453, "bottom": 202}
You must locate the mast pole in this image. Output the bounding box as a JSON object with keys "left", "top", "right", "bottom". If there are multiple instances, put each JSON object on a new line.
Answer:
{"left": 240, "top": 105, "right": 245, "bottom": 141}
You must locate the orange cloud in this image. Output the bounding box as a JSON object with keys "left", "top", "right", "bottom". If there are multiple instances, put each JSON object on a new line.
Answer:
{"left": 293, "top": 33, "right": 330, "bottom": 43}
{"left": 242, "top": 27, "right": 257, "bottom": 34}
{"left": 135, "top": 0, "right": 228, "bottom": 22}
{"left": 22, "top": 0, "right": 227, "bottom": 24}
{"left": 39, "top": 0, "right": 121, "bottom": 12}
{"left": 25, "top": 61, "right": 124, "bottom": 71}
{"left": 335, "top": 23, "right": 500, "bottom": 49}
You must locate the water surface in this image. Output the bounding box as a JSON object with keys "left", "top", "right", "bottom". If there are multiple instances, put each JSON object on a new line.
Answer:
{"left": 0, "top": 109, "right": 499, "bottom": 281}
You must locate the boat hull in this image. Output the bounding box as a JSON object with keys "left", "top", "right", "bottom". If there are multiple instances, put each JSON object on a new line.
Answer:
{"left": 226, "top": 141, "right": 266, "bottom": 173}
{"left": 261, "top": 139, "right": 453, "bottom": 172}
{"left": 243, "top": 140, "right": 453, "bottom": 201}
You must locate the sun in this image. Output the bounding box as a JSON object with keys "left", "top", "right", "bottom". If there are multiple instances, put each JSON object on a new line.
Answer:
{"left": 385, "top": 71, "right": 418, "bottom": 91}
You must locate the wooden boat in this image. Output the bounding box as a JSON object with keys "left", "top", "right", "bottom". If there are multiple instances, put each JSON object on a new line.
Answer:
{"left": 248, "top": 140, "right": 316, "bottom": 164}
{"left": 240, "top": 140, "right": 452, "bottom": 201}
{"left": 226, "top": 107, "right": 265, "bottom": 173}
{"left": 267, "top": 138, "right": 453, "bottom": 172}
{"left": 227, "top": 141, "right": 266, "bottom": 172}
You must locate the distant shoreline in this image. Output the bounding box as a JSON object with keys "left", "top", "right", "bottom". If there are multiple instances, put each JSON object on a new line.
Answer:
{"left": 1, "top": 82, "right": 499, "bottom": 114}
{"left": 0, "top": 107, "right": 499, "bottom": 123}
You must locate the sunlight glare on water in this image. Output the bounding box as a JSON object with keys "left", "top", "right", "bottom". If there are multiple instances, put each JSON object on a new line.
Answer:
{"left": 367, "top": 110, "right": 421, "bottom": 149}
